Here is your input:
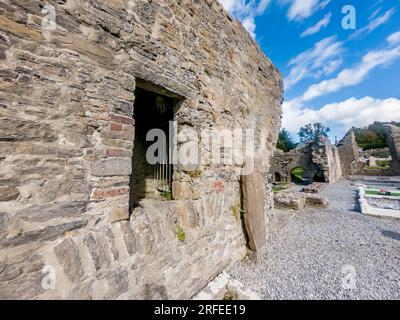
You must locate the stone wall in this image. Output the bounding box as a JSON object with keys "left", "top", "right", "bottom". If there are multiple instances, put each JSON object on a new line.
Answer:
{"left": 312, "top": 138, "right": 342, "bottom": 183}
{"left": 337, "top": 130, "right": 364, "bottom": 177}
{"left": 386, "top": 125, "right": 400, "bottom": 175}
{"left": 270, "top": 137, "right": 342, "bottom": 184}
{"left": 363, "top": 147, "right": 391, "bottom": 159}
{"left": 0, "top": 0, "right": 283, "bottom": 299}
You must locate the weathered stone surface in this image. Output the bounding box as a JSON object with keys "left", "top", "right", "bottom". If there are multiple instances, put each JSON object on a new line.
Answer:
{"left": 301, "top": 182, "right": 327, "bottom": 193}
{"left": 305, "top": 195, "right": 329, "bottom": 207}
{"left": 271, "top": 137, "right": 342, "bottom": 184}
{"left": 120, "top": 221, "right": 136, "bottom": 256}
{"left": 19, "top": 201, "right": 87, "bottom": 223}
{"left": 91, "top": 158, "right": 132, "bottom": 177}
{"left": 106, "top": 228, "right": 119, "bottom": 261}
{"left": 0, "top": 0, "right": 283, "bottom": 299}
{"left": 108, "top": 207, "right": 129, "bottom": 223}
{"left": 105, "top": 268, "right": 129, "bottom": 299}
{"left": 274, "top": 192, "right": 307, "bottom": 211}
{"left": 0, "top": 186, "right": 20, "bottom": 201}
{"left": 242, "top": 166, "right": 266, "bottom": 251}
{"left": 0, "top": 220, "right": 87, "bottom": 249}
{"left": 0, "top": 117, "right": 57, "bottom": 142}
{"left": 274, "top": 192, "right": 328, "bottom": 210}
{"left": 54, "top": 239, "right": 84, "bottom": 284}
{"left": 337, "top": 130, "right": 364, "bottom": 177}
{"left": 385, "top": 125, "right": 400, "bottom": 175}
{"left": 84, "top": 234, "right": 102, "bottom": 271}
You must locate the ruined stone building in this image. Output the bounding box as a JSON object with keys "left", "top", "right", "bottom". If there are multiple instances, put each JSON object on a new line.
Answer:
{"left": 336, "top": 130, "right": 364, "bottom": 178}
{"left": 0, "top": 0, "right": 283, "bottom": 299}
{"left": 270, "top": 137, "right": 342, "bottom": 184}
{"left": 337, "top": 127, "right": 400, "bottom": 177}
{"left": 385, "top": 125, "right": 400, "bottom": 175}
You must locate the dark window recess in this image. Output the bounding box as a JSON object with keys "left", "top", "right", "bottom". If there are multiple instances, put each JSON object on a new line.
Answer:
{"left": 129, "top": 85, "right": 181, "bottom": 210}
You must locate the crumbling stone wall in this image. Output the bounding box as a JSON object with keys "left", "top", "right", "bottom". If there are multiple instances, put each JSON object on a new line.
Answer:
{"left": 363, "top": 147, "right": 390, "bottom": 159}
{"left": 270, "top": 137, "right": 342, "bottom": 184}
{"left": 0, "top": 0, "right": 283, "bottom": 299}
{"left": 311, "top": 138, "right": 342, "bottom": 183}
{"left": 385, "top": 125, "right": 400, "bottom": 175}
{"left": 337, "top": 130, "right": 364, "bottom": 177}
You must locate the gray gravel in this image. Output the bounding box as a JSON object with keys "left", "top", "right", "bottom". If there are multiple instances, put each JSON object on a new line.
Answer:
{"left": 228, "top": 180, "right": 400, "bottom": 300}
{"left": 366, "top": 197, "right": 400, "bottom": 211}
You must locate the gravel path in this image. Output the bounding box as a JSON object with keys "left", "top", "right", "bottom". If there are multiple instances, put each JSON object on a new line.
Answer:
{"left": 228, "top": 180, "right": 400, "bottom": 300}
{"left": 366, "top": 197, "right": 400, "bottom": 211}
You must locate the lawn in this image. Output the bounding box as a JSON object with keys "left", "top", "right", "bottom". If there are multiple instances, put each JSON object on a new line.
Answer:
{"left": 365, "top": 189, "right": 400, "bottom": 197}
{"left": 291, "top": 167, "right": 305, "bottom": 181}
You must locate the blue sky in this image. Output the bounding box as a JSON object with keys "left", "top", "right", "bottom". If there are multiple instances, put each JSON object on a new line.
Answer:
{"left": 219, "top": 0, "right": 400, "bottom": 142}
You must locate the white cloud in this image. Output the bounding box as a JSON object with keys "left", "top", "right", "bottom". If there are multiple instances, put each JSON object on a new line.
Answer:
{"left": 350, "top": 8, "right": 396, "bottom": 40}
{"left": 219, "top": 0, "right": 271, "bottom": 37}
{"left": 301, "top": 44, "right": 400, "bottom": 102}
{"left": 300, "top": 12, "right": 331, "bottom": 37}
{"left": 280, "top": 0, "right": 330, "bottom": 22}
{"left": 282, "top": 97, "right": 400, "bottom": 133}
{"left": 388, "top": 31, "right": 400, "bottom": 45}
{"left": 284, "top": 36, "right": 343, "bottom": 90}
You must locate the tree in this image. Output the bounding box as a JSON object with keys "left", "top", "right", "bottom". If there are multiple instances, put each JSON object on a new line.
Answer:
{"left": 298, "top": 123, "right": 330, "bottom": 144}
{"left": 277, "top": 129, "right": 297, "bottom": 152}
{"left": 352, "top": 121, "right": 400, "bottom": 150}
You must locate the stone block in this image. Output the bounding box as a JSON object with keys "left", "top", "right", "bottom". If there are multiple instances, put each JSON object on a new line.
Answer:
{"left": 108, "top": 207, "right": 130, "bottom": 223}
{"left": 120, "top": 221, "right": 136, "bottom": 256}
{"left": 0, "top": 220, "right": 87, "bottom": 249}
{"left": 91, "top": 158, "right": 132, "bottom": 177}
{"left": 0, "top": 186, "right": 20, "bottom": 201}
{"left": 305, "top": 195, "right": 329, "bottom": 207}
{"left": 242, "top": 166, "right": 266, "bottom": 251}
{"left": 274, "top": 193, "right": 307, "bottom": 211}
{"left": 54, "top": 239, "right": 84, "bottom": 284}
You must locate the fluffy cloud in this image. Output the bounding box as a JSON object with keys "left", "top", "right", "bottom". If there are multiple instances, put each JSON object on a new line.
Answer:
{"left": 282, "top": 97, "right": 400, "bottom": 133}
{"left": 280, "top": 0, "right": 330, "bottom": 21}
{"left": 219, "top": 0, "right": 271, "bottom": 37}
{"left": 284, "top": 36, "right": 343, "bottom": 90}
{"left": 294, "top": 31, "right": 400, "bottom": 102}
{"left": 350, "top": 8, "right": 396, "bottom": 40}
{"left": 301, "top": 45, "right": 400, "bottom": 102}
{"left": 300, "top": 12, "right": 331, "bottom": 37}
{"left": 388, "top": 31, "right": 400, "bottom": 45}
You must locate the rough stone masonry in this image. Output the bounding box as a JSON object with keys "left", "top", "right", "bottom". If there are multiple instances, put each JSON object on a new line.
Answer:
{"left": 0, "top": 0, "right": 283, "bottom": 299}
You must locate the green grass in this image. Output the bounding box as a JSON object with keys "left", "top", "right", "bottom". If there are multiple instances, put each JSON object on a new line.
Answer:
{"left": 291, "top": 167, "right": 305, "bottom": 183}
{"left": 365, "top": 189, "right": 400, "bottom": 197}
{"left": 272, "top": 183, "right": 289, "bottom": 193}
{"left": 376, "top": 160, "right": 390, "bottom": 167}
{"left": 176, "top": 225, "right": 186, "bottom": 242}
{"left": 161, "top": 191, "right": 172, "bottom": 201}
{"left": 273, "top": 186, "right": 286, "bottom": 193}
{"left": 365, "top": 166, "right": 389, "bottom": 171}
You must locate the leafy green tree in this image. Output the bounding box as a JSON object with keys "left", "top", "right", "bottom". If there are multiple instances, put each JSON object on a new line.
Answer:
{"left": 298, "top": 123, "right": 330, "bottom": 143}
{"left": 277, "top": 129, "right": 297, "bottom": 152}
{"left": 352, "top": 121, "right": 400, "bottom": 150}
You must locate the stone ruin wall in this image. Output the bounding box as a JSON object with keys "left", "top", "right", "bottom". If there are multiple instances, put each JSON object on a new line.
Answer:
{"left": 337, "top": 127, "right": 400, "bottom": 177}
{"left": 270, "top": 137, "right": 342, "bottom": 184}
{"left": 0, "top": 0, "right": 283, "bottom": 299}
{"left": 337, "top": 130, "right": 364, "bottom": 177}
{"left": 312, "top": 138, "right": 342, "bottom": 183}
{"left": 385, "top": 125, "right": 400, "bottom": 175}
{"left": 363, "top": 147, "right": 390, "bottom": 159}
